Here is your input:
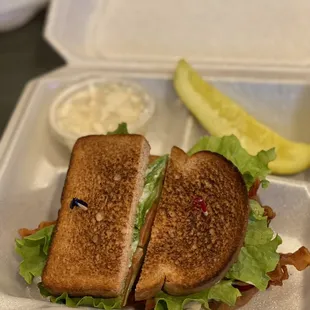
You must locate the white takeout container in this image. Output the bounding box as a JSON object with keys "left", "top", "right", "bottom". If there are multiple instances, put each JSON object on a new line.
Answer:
{"left": 0, "top": 0, "right": 310, "bottom": 309}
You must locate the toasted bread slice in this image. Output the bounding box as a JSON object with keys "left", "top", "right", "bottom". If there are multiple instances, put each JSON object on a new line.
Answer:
{"left": 135, "top": 147, "right": 249, "bottom": 300}
{"left": 42, "top": 135, "right": 150, "bottom": 297}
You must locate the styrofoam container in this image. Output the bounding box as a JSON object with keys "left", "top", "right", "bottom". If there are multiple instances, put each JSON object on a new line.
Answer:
{"left": 0, "top": 67, "right": 310, "bottom": 310}
{"left": 0, "top": 0, "right": 310, "bottom": 309}
{"left": 45, "top": 0, "right": 310, "bottom": 78}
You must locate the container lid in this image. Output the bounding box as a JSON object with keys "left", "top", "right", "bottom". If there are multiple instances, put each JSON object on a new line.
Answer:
{"left": 45, "top": 0, "right": 310, "bottom": 75}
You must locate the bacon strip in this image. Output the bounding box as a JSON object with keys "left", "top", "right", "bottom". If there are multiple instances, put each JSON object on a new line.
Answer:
{"left": 248, "top": 179, "right": 260, "bottom": 198}
{"left": 268, "top": 246, "right": 310, "bottom": 286}
{"left": 125, "top": 289, "right": 146, "bottom": 310}
{"left": 18, "top": 221, "right": 56, "bottom": 238}
{"left": 280, "top": 246, "right": 310, "bottom": 271}
{"left": 263, "top": 205, "right": 276, "bottom": 224}
{"left": 145, "top": 299, "right": 156, "bottom": 310}
{"left": 268, "top": 264, "right": 289, "bottom": 286}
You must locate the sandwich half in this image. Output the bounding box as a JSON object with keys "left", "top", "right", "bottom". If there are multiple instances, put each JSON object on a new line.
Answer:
{"left": 135, "top": 146, "right": 249, "bottom": 300}
{"left": 42, "top": 134, "right": 151, "bottom": 300}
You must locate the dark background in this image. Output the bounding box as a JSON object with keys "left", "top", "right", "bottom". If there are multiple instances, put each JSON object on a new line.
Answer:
{"left": 0, "top": 10, "right": 64, "bottom": 138}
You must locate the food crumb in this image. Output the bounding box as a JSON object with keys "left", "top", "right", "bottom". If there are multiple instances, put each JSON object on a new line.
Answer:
{"left": 96, "top": 212, "right": 104, "bottom": 222}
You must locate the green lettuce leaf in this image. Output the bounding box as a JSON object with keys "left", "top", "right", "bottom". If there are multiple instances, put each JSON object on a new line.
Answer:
{"left": 226, "top": 200, "right": 282, "bottom": 290}
{"left": 249, "top": 199, "right": 265, "bottom": 221}
{"left": 132, "top": 155, "right": 168, "bottom": 255}
{"left": 39, "top": 283, "right": 121, "bottom": 309}
{"left": 188, "top": 135, "right": 276, "bottom": 189}
{"left": 208, "top": 280, "right": 241, "bottom": 307}
{"left": 131, "top": 228, "right": 140, "bottom": 255}
{"left": 155, "top": 292, "right": 192, "bottom": 310}
{"left": 136, "top": 155, "right": 168, "bottom": 230}
{"left": 155, "top": 280, "right": 240, "bottom": 310}
{"left": 107, "top": 123, "right": 129, "bottom": 135}
{"left": 15, "top": 225, "right": 54, "bottom": 284}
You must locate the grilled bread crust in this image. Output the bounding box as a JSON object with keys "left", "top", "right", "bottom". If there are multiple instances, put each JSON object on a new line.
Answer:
{"left": 42, "top": 135, "right": 150, "bottom": 297}
{"left": 135, "top": 147, "right": 249, "bottom": 300}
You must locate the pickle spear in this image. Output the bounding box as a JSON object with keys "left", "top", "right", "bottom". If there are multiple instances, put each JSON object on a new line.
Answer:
{"left": 174, "top": 59, "right": 310, "bottom": 174}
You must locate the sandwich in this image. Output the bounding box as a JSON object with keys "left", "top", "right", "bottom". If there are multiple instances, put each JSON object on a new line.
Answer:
{"left": 16, "top": 124, "right": 168, "bottom": 308}
{"left": 134, "top": 136, "right": 310, "bottom": 310}
{"left": 42, "top": 133, "right": 151, "bottom": 302}
{"left": 15, "top": 124, "right": 310, "bottom": 310}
